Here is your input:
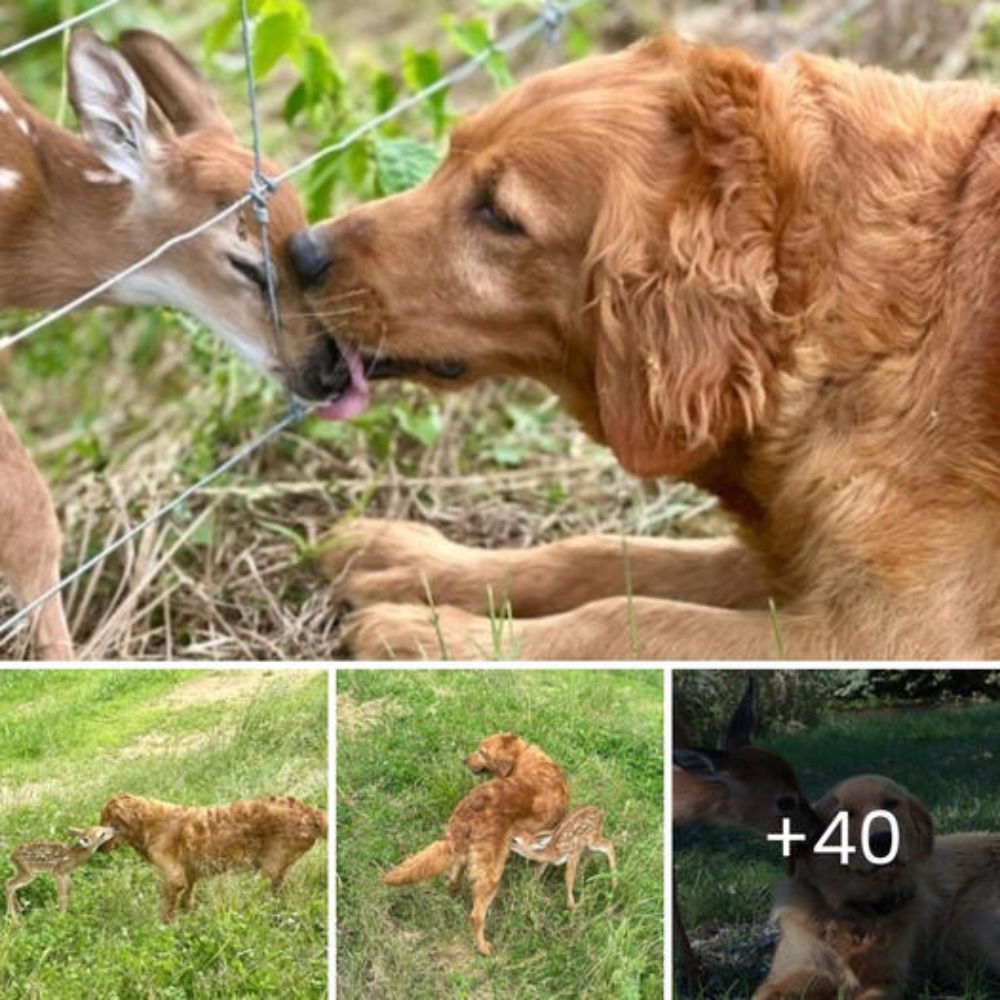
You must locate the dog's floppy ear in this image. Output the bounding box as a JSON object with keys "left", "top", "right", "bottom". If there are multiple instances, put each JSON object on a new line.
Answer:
{"left": 811, "top": 791, "right": 840, "bottom": 824}
{"left": 588, "top": 43, "right": 784, "bottom": 478}
{"left": 907, "top": 795, "right": 934, "bottom": 859}
{"left": 485, "top": 732, "right": 523, "bottom": 777}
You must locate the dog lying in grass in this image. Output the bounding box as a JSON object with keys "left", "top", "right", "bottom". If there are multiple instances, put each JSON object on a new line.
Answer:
{"left": 99, "top": 793, "right": 327, "bottom": 920}
{"left": 756, "top": 775, "right": 1000, "bottom": 998}
{"left": 383, "top": 732, "right": 568, "bottom": 955}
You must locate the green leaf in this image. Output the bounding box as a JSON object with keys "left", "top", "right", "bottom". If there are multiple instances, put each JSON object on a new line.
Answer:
{"left": 371, "top": 71, "right": 398, "bottom": 115}
{"left": 444, "top": 16, "right": 491, "bottom": 58}
{"left": 394, "top": 405, "right": 443, "bottom": 448}
{"left": 443, "top": 16, "right": 512, "bottom": 89}
{"left": 402, "top": 48, "right": 448, "bottom": 137}
{"left": 373, "top": 135, "right": 440, "bottom": 196}
{"left": 299, "top": 34, "right": 340, "bottom": 103}
{"left": 566, "top": 23, "right": 593, "bottom": 60}
{"left": 253, "top": 11, "right": 297, "bottom": 78}
{"left": 491, "top": 442, "right": 524, "bottom": 467}
{"left": 282, "top": 81, "right": 308, "bottom": 123}
{"left": 203, "top": 1, "right": 241, "bottom": 56}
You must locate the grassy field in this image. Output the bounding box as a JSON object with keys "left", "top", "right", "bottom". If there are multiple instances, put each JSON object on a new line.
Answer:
{"left": 674, "top": 674, "right": 1000, "bottom": 999}
{"left": 337, "top": 668, "right": 664, "bottom": 999}
{"left": 0, "top": 668, "right": 328, "bottom": 999}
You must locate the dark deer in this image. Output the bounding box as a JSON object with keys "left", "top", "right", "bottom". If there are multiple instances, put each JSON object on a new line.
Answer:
{"left": 672, "top": 677, "right": 820, "bottom": 992}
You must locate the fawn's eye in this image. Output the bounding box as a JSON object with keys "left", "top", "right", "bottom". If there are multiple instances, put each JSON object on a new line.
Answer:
{"left": 228, "top": 255, "right": 269, "bottom": 293}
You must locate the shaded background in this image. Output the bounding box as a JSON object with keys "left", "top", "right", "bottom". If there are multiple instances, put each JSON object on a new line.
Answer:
{"left": 673, "top": 669, "right": 1000, "bottom": 998}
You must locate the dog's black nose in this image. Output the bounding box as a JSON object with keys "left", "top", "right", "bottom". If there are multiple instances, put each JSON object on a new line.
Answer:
{"left": 868, "top": 828, "right": 894, "bottom": 858}
{"left": 289, "top": 228, "right": 332, "bottom": 289}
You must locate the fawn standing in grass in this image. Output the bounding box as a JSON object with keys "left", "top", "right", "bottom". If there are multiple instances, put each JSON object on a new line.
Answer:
{"left": 510, "top": 804, "right": 616, "bottom": 909}
{"left": 672, "top": 678, "right": 821, "bottom": 992}
{"left": 5, "top": 825, "right": 116, "bottom": 920}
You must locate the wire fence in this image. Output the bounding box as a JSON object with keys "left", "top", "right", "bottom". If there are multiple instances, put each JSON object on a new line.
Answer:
{"left": 0, "top": 0, "right": 589, "bottom": 650}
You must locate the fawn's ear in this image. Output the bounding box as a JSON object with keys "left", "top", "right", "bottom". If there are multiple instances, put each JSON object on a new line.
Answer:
{"left": 672, "top": 746, "right": 730, "bottom": 783}
{"left": 66, "top": 827, "right": 84, "bottom": 837}
{"left": 587, "top": 44, "right": 783, "bottom": 478}
{"left": 723, "top": 678, "right": 758, "bottom": 750}
{"left": 117, "top": 29, "right": 234, "bottom": 138}
{"left": 68, "top": 28, "right": 172, "bottom": 184}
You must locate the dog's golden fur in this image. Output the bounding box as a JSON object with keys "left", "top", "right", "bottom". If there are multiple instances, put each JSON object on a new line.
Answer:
{"left": 99, "top": 793, "right": 327, "bottom": 920}
{"left": 755, "top": 776, "right": 1000, "bottom": 998}
{"left": 305, "top": 35, "right": 1000, "bottom": 659}
{"left": 382, "top": 733, "right": 568, "bottom": 955}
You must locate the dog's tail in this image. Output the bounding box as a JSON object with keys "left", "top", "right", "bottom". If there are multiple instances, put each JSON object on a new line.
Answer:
{"left": 383, "top": 839, "right": 454, "bottom": 886}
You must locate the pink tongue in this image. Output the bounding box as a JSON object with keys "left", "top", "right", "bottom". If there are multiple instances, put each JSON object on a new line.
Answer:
{"left": 314, "top": 342, "right": 371, "bottom": 421}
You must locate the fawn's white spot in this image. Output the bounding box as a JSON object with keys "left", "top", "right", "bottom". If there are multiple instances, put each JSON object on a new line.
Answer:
{"left": 0, "top": 168, "right": 21, "bottom": 191}
{"left": 83, "top": 169, "right": 123, "bottom": 185}
{"left": 0, "top": 96, "right": 10, "bottom": 115}
{"left": 16, "top": 116, "right": 29, "bottom": 136}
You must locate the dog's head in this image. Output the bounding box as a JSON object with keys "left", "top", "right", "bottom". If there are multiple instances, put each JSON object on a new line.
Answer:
{"left": 292, "top": 36, "right": 787, "bottom": 478}
{"left": 464, "top": 732, "right": 528, "bottom": 778}
{"left": 97, "top": 793, "right": 145, "bottom": 852}
{"left": 796, "top": 775, "right": 933, "bottom": 913}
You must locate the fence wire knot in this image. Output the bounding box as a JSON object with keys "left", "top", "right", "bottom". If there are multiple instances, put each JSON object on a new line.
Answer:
{"left": 249, "top": 173, "right": 278, "bottom": 225}
{"left": 541, "top": 0, "right": 565, "bottom": 45}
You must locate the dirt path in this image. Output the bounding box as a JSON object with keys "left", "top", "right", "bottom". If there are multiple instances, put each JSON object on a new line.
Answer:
{"left": 155, "top": 668, "right": 322, "bottom": 710}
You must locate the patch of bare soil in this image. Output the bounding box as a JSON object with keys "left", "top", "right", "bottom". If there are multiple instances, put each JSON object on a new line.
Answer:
{"left": 337, "top": 693, "right": 393, "bottom": 738}
{"left": 156, "top": 668, "right": 322, "bottom": 710}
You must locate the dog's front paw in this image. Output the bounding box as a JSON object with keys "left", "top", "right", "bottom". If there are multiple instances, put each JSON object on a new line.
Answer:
{"left": 316, "top": 518, "right": 473, "bottom": 609}
{"left": 339, "top": 603, "right": 518, "bottom": 660}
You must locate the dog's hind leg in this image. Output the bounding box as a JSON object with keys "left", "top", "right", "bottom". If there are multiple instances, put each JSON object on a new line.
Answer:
{"left": 444, "top": 856, "right": 465, "bottom": 894}
{"left": 468, "top": 847, "right": 507, "bottom": 956}
{"left": 0, "top": 408, "right": 72, "bottom": 660}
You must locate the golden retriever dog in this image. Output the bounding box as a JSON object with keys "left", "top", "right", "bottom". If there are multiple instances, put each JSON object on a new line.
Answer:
{"left": 382, "top": 733, "right": 568, "bottom": 955}
{"left": 289, "top": 34, "right": 1000, "bottom": 660}
{"left": 756, "top": 775, "right": 1000, "bottom": 998}
{"left": 99, "top": 793, "right": 327, "bottom": 920}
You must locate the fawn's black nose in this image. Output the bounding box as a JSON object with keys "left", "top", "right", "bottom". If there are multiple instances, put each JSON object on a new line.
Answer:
{"left": 289, "top": 228, "right": 332, "bottom": 289}
{"left": 293, "top": 336, "right": 351, "bottom": 401}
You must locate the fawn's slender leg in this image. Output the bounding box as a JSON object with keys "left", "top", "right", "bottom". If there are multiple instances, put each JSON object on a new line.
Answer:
{"left": 5, "top": 867, "right": 33, "bottom": 919}
{"left": 564, "top": 853, "right": 580, "bottom": 909}
{"left": 55, "top": 873, "right": 71, "bottom": 912}
{"left": 0, "top": 407, "right": 72, "bottom": 660}
{"left": 531, "top": 861, "right": 549, "bottom": 882}
{"left": 594, "top": 838, "right": 617, "bottom": 889}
